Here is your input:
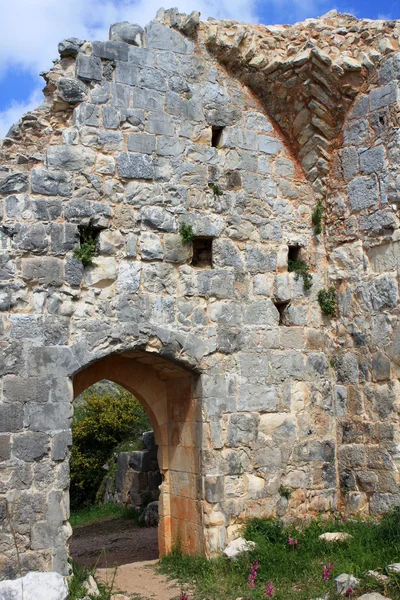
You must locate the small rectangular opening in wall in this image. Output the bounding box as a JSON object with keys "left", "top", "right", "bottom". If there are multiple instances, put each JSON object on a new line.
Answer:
{"left": 288, "top": 245, "right": 301, "bottom": 264}
{"left": 274, "top": 300, "right": 290, "bottom": 325}
{"left": 211, "top": 127, "right": 224, "bottom": 148}
{"left": 192, "top": 237, "right": 213, "bottom": 268}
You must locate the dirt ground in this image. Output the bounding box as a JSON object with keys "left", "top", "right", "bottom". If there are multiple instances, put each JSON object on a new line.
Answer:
{"left": 70, "top": 518, "right": 159, "bottom": 568}
{"left": 97, "top": 560, "right": 182, "bottom": 599}
{"left": 70, "top": 518, "right": 183, "bottom": 599}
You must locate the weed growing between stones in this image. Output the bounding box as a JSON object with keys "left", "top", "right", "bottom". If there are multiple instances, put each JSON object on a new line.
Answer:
{"left": 318, "top": 287, "right": 337, "bottom": 316}
{"left": 288, "top": 259, "right": 313, "bottom": 291}
{"left": 209, "top": 183, "right": 223, "bottom": 197}
{"left": 159, "top": 510, "right": 400, "bottom": 600}
{"left": 73, "top": 225, "right": 98, "bottom": 267}
{"left": 180, "top": 222, "right": 194, "bottom": 244}
{"left": 278, "top": 485, "right": 291, "bottom": 499}
{"left": 312, "top": 199, "right": 324, "bottom": 235}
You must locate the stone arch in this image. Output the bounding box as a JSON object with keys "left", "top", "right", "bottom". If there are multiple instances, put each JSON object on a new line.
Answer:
{"left": 73, "top": 350, "right": 203, "bottom": 558}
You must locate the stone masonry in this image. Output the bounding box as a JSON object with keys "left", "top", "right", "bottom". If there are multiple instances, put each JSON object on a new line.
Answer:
{"left": 103, "top": 430, "right": 161, "bottom": 509}
{"left": 1, "top": 6, "right": 400, "bottom": 579}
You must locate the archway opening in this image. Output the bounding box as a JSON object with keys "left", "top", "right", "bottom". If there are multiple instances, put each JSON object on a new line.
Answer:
{"left": 69, "top": 379, "right": 160, "bottom": 568}
{"left": 69, "top": 350, "right": 203, "bottom": 568}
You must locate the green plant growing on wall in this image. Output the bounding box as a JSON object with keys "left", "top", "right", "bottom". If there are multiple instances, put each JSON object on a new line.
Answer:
{"left": 209, "top": 183, "right": 223, "bottom": 197}
{"left": 279, "top": 485, "right": 291, "bottom": 499}
{"left": 288, "top": 259, "right": 313, "bottom": 291}
{"left": 180, "top": 222, "right": 194, "bottom": 244}
{"left": 312, "top": 199, "right": 324, "bottom": 235}
{"left": 318, "top": 287, "right": 337, "bottom": 316}
{"left": 73, "top": 226, "right": 98, "bottom": 267}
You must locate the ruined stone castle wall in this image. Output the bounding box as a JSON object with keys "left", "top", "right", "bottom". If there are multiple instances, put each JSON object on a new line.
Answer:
{"left": 0, "top": 8, "right": 400, "bottom": 579}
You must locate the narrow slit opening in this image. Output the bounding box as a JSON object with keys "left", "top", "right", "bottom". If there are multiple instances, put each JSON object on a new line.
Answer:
{"left": 274, "top": 300, "right": 290, "bottom": 325}
{"left": 211, "top": 127, "right": 224, "bottom": 148}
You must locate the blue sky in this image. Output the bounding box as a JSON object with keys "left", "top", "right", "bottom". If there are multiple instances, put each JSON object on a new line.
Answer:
{"left": 0, "top": 0, "right": 399, "bottom": 137}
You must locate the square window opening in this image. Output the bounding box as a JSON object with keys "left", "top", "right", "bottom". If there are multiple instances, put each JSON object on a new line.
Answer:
{"left": 288, "top": 245, "right": 301, "bottom": 264}
{"left": 192, "top": 237, "right": 213, "bottom": 268}
{"left": 274, "top": 300, "right": 290, "bottom": 325}
{"left": 211, "top": 127, "right": 224, "bottom": 148}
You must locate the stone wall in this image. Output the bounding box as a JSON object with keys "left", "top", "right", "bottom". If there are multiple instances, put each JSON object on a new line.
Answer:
{"left": 1, "top": 7, "right": 400, "bottom": 579}
{"left": 103, "top": 431, "right": 161, "bottom": 509}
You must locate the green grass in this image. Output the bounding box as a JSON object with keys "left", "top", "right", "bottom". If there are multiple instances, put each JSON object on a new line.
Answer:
{"left": 70, "top": 502, "right": 141, "bottom": 528}
{"left": 68, "top": 560, "right": 115, "bottom": 600}
{"left": 159, "top": 510, "right": 400, "bottom": 600}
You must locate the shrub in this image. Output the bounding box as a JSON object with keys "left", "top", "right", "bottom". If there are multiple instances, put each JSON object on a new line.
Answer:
{"left": 318, "top": 287, "right": 337, "bottom": 316}
{"left": 70, "top": 385, "right": 151, "bottom": 510}
{"left": 288, "top": 259, "right": 313, "bottom": 291}
{"left": 73, "top": 226, "right": 98, "bottom": 267}
{"left": 312, "top": 200, "right": 324, "bottom": 235}
{"left": 209, "top": 183, "right": 223, "bottom": 196}
{"left": 180, "top": 222, "right": 194, "bottom": 244}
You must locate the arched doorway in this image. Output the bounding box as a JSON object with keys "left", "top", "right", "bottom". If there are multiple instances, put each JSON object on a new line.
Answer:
{"left": 72, "top": 350, "right": 203, "bottom": 557}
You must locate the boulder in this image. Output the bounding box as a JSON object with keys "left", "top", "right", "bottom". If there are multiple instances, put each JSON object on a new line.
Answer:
{"left": 0, "top": 572, "right": 68, "bottom": 600}
{"left": 319, "top": 532, "right": 353, "bottom": 543}
{"left": 366, "top": 570, "right": 389, "bottom": 582}
{"left": 388, "top": 563, "right": 400, "bottom": 573}
{"left": 357, "top": 595, "right": 392, "bottom": 600}
{"left": 140, "top": 501, "right": 159, "bottom": 526}
{"left": 223, "top": 537, "right": 256, "bottom": 559}
{"left": 334, "top": 573, "right": 359, "bottom": 595}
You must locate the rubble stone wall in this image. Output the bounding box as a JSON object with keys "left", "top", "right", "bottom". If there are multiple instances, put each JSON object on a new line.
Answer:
{"left": 0, "top": 7, "right": 400, "bottom": 579}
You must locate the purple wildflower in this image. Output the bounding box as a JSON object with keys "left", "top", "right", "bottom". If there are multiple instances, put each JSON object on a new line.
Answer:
{"left": 247, "top": 560, "right": 259, "bottom": 589}
{"left": 322, "top": 562, "right": 334, "bottom": 581}
{"left": 265, "top": 582, "right": 275, "bottom": 597}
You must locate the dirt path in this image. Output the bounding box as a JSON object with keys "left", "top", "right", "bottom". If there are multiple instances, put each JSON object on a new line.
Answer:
{"left": 70, "top": 518, "right": 159, "bottom": 568}
{"left": 97, "top": 560, "right": 182, "bottom": 599}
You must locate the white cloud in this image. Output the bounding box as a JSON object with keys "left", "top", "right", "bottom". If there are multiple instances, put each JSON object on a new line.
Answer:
{"left": 0, "top": 86, "right": 44, "bottom": 138}
{"left": 0, "top": 0, "right": 260, "bottom": 136}
{"left": 0, "top": 0, "right": 259, "bottom": 78}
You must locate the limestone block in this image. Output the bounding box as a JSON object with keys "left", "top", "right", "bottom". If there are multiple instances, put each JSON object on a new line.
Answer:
{"left": 117, "top": 260, "right": 141, "bottom": 291}
{"left": 245, "top": 244, "right": 277, "bottom": 273}
{"left": 117, "top": 152, "right": 155, "bottom": 180}
{"left": 226, "top": 413, "right": 258, "bottom": 447}
{"left": 359, "top": 146, "right": 386, "bottom": 174}
{"left": 140, "top": 232, "right": 163, "bottom": 260}
{"left": 197, "top": 269, "right": 235, "bottom": 299}
{"left": 31, "top": 168, "right": 72, "bottom": 197}
{"left": 58, "top": 37, "right": 85, "bottom": 57}
{"left": 22, "top": 257, "right": 63, "bottom": 285}
{"left": 164, "top": 234, "right": 191, "bottom": 263}
{"left": 370, "top": 82, "right": 398, "bottom": 111}
{"left": 46, "top": 145, "right": 96, "bottom": 171}
{"left": 92, "top": 40, "right": 129, "bottom": 61}
{"left": 348, "top": 175, "right": 379, "bottom": 212}
{"left": 57, "top": 78, "right": 88, "bottom": 104}
{"left": 98, "top": 230, "right": 124, "bottom": 255}
{"left": 146, "top": 22, "right": 194, "bottom": 54}
{"left": 0, "top": 572, "right": 68, "bottom": 600}
{"left": 76, "top": 54, "right": 102, "bottom": 81}
{"left": 0, "top": 172, "right": 28, "bottom": 195}
{"left": 84, "top": 257, "right": 117, "bottom": 287}
{"left": 95, "top": 153, "right": 115, "bottom": 175}
{"left": 328, "top": 240, "right": 364, "bottom": 280}
{"left": 110, "top": 21, "right": 144, "bottom": 46}
{"left": 128, "top": 133, "right": 156, "bottom": 154}
{"left": 141, "top": 206, "right": 176, "bottom": 232}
